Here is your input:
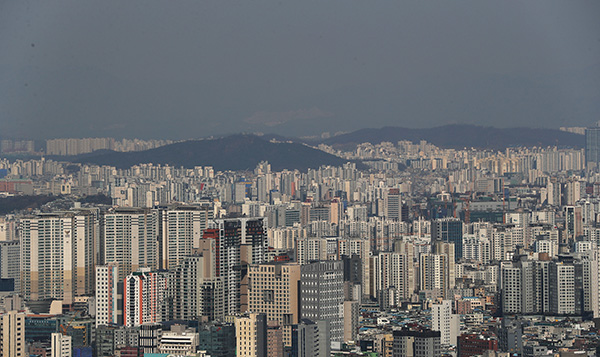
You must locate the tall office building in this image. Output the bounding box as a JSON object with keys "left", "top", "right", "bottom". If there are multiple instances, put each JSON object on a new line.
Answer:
{"left": 20, "top": 211, "right": 97, "bottom": 304}
{"left": 51, "top": 333, "right": 72, "bottom": 357}
{"left": 235, "top": 313, "right": 267, "bottom": 357}
{"left": 0, "top": 241, "right": 20, "bottom": 293}
{"left": 300, "top": 261, "right": 344, "bottom": 344}
{"left": 123, "top": 270, "right": 168, "bottom": 327}
{"left": 292, "top": 320, "right": 330, "bottom": 357}
{"left": 95, "top": 263, "right": 119, "bottom": 327}
{"left": 585, "top": 126, "right": 600, "bottom": 170}
{"left": 432, "top": 218, "right": 463, "bottom": 261}
{"left": 384, "top": 188, "right": 407, "bottom": 221}
{"left": 103, "top": 208, "right": 158, "bottom": 281}
{"left": 0, "top": 311, "right": 25, "bottom": 357}
{"left": 247, "top": 263, "right": 301, "bottom": 346}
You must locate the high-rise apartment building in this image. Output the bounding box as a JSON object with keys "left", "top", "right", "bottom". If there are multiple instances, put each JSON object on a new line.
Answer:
{"left": 202, "top": 218, "right": 267, "bottom": 317}
{"left": 0, "top": 217, "right": 16, "bottom": 242}
{"left": 371, "top": 249, "right": 416, "bottom": 305}
{"left": 500, "top": 257, "right": 551, "bottom": 315}
{"left": 393, "top": 241, "right": 416, "bottom": 300}
{"left": 419, "top": 253, "right": 449, "bottom": 299}
{"left": 95, "top": 263, "right": 119, "bottom": 327}
{"left": 500, "top": 254, "right": 588, "bottom": 316}
{"left": 432, "top": 241, "right": 456, "bottom": 291}
{"left": 500, "top": 263, "right": 522, "bottom": 314}
{"left": 20, "top": 211, "right": 97, "bottom": 304}
{"left": 343, "top": 301, "right": 359, "bottom": 343}
{"left": 156, "top": 205, "right": 213, "bottom": 270}
{"left": 300, "top": 261, "right": 344, "bottom": 344}
{"left": 337, "top": 238, "right": 370, "bottom": 297}
{"left": 103, "top": 208, "right": 158, "bottom": 281}
{"left": 169, "top": 255, "right": 224, "bottom": 322}
{"left": 431, "top": 300, "right": 459, "bottom": 346}
{"left": 549, "top": 260, "right": 576, "bottom": 315}
{"left": 123, "top": 270, "right": 168, "bottom": 327}
{"left": 0, "top": 311, "right": 25, "bottom": 357}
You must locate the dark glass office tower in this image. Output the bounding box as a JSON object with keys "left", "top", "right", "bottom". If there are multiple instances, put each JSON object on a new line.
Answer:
{"left": 431, "top": 218, "right": 463, "bottom": 260}
{"left": 585, "top": 127, "right": 600, "bottom": 170}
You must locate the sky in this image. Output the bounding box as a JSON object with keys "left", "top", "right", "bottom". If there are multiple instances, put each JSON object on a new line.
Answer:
{"left": 1, "top": 0, "right": 600, "bottom": 140}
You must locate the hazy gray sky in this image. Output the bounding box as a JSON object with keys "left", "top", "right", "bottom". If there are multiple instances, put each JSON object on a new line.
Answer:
{"left": 1, "top": 0, "right": 599, "bottom": 139}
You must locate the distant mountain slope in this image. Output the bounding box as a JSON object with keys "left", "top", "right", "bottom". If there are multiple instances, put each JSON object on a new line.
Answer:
{"left": 322, "top": 125, "right": 584, "bottom": 150}
{"left": 72, "top": 135, "right": 354, "bottom": 171}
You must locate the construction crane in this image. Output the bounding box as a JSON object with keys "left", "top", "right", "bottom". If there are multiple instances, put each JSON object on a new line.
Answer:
{"left": 59, "top": 311, "right": 81, "bottom": 336}
{"left": 461, "top": 197, "right": 471, "bottom": 224}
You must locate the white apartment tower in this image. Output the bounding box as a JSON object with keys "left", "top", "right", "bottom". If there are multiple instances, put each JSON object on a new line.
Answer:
{"left": 103, "top": 208, "right": 158, "bottom": 281}
{"left": 419, "top": 254, "right": 448, "bottom": 298}
{"left": 95, "top": 263, "right": 119, "bottom": 327}
{"left": 124, "top": 270, "right": 168, "bottom": 327}
{"left": 549, "top": 261, "right": 576, "bottom": 315}
{"left": 157, "top": 205, "right": 213, "bottom": 270}
{"left": 431, "top": 300, "right": 459, "bottom": 346}
{"left": 20, "top": 211, "right": 97, "bottom": 304}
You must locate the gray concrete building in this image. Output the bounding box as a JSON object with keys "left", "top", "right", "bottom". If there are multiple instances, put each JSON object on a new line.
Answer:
{"left": 300, "top": 260, "right": 344, "bottom": 344}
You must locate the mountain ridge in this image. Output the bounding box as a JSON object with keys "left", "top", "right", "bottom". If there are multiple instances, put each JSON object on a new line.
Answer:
{"left": 70, "top": 134, "right": 356, "bottom": 171}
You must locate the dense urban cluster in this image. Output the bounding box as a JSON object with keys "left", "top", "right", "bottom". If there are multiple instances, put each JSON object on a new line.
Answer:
{"left": 0, "top": 138, "right": 175, "bottom": 156}
{"left": 1, "top": 130, "right": 600, "bottom": 357}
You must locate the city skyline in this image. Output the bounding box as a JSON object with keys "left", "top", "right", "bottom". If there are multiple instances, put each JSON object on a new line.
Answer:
{"left": 3, "top": 1, "right": 600, "bottom": 355}
{"left": 1, "top": 133, "right": 600, "bottom": 355}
